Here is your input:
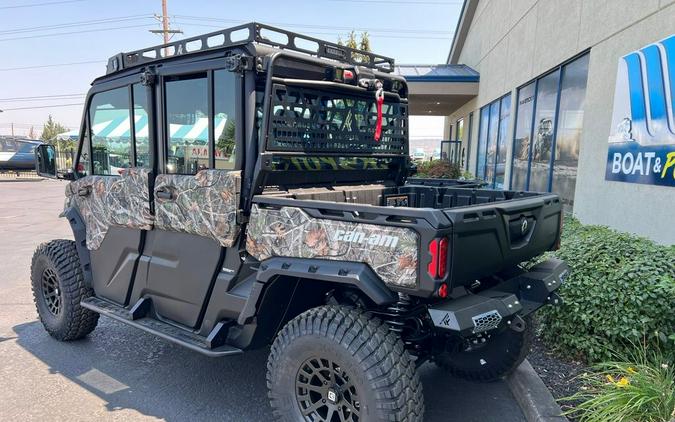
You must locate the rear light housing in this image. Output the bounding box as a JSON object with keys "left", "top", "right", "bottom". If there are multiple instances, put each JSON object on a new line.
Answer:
{"left": 427, "top": 237, "right": 449, "bottom": 279}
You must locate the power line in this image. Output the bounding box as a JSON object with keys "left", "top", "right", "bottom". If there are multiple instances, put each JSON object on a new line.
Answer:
{"left": 1, "top": 103, "right": 84, "bottom": 111}
{"left": 0, "top": 23, "right": 156, "bottom": 42}
{"left": 1, "top": 96, "right": 86, "bottom": 104}
{"left": 0, "top": 60, "right": 104, "bottom": 72}
{"left": 0, "top": 93, "right": 86, "bottom": 101}
{"left": 0, "top": 0, "right": 90, "bottom": 10}
{"left": 177, "top": 22, "right": 451, "bottom": 40}
{"left": 0, "top": 15, "right": 153, "bottom": 35}
{"left": 175, "top": 15, "right": 453, "bottom": 35}
{"left": 327, "top": 0, "right": 461, "bottom": 4}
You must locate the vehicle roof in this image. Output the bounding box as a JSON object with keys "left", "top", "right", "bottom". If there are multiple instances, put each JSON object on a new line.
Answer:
{"left": 102, "top": 22, "right": 395, "bottom": 80}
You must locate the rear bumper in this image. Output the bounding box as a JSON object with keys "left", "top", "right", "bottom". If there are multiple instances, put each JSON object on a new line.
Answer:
{"left": 428, "top": 258, "right": 568, "bottom": 337}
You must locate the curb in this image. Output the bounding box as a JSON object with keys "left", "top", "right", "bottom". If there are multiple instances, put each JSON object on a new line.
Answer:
{"left": 507, "top": 359, "right": 568, "bottom": 422}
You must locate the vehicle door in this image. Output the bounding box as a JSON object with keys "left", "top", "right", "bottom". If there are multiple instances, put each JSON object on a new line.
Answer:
{"left": 130, "top": 66, "right": 242, "bottom": 328}
{"left": 65, "top": 80, "right": 154, "bottom": 306}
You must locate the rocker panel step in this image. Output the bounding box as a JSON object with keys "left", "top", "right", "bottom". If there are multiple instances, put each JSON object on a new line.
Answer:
{"left": 81, "top": 297, "right": 242, "bottom": 357}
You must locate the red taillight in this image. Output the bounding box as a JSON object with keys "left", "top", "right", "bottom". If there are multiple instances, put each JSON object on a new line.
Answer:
{"left": 438, "top": 237, "right": 448, "bottom": 278}
{"left": 438, "top": 283, "right": 448, "bottom": 298}
{"left": 427, "top": 237, "right": 449, "bottom": 279}
{"left": 343, "top": 69, "right": 354, "bottom": 81}
{"left": 427, "top": 239, "right": 439, "bottom": 278}
{"left": 76, "top": 163, "right": 84, "bottom": 172}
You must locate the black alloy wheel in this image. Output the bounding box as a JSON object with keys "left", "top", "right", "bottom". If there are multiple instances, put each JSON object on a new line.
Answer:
{"left": 295, "top": 357, "right": 360, "bottom": 421}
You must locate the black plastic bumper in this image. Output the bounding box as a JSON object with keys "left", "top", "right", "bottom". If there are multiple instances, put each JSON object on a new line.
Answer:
{"left": 428, "top": 258, "right": 569, "bottom": 337}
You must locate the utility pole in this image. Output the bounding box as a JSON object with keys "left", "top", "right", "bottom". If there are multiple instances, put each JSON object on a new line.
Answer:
{"left": 149, "top": 0, "right": 182, "bottom": 56}
{"left": 11, "top": 123, "right": 14, "bottom": 137}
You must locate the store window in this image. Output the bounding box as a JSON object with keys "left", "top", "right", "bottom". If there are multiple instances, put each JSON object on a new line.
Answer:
{"left": 509, "top": 53, "right": 589, "bottom": 209}
{"left": 552, "top": 54, "right": 589, "bottom": 208}
{"left": 89, "top": 87, "right": 132, "bottom": 175}
{"left": 511, "top": 83, "right": 535, "bottom": 191}
{"left": 476, "top": 93, "right": 511, "bottom": 188}
{"left": 455, "top": 118, "right": 465, "bottom": 167}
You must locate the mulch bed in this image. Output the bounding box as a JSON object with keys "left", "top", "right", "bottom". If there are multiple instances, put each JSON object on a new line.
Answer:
{"left": 528, "top": 332, "right": 590, "bottom": 419}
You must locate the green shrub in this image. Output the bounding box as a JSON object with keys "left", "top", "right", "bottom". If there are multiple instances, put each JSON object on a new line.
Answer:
{"left": 416, "top": 160, "right": 461, "bottom": 179}
{"left": 534, "top": 217, "right": 675, "bottom": 363}
{"left": 564, "top": 343, "right": 675, "bottom": 422}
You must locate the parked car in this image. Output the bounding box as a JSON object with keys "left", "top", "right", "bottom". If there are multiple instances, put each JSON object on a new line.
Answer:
{"left": 32, "top": 23, "right": 566, "bottom": 421}
{"left": 0, "top": 138, "right": 42, "bottom": 171}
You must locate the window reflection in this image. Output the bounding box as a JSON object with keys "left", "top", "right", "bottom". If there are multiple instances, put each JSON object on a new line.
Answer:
{"left": 165, "top": 74, "right": 209, "bottom": 174}
{"left": 511, "top": 83, "right": 535, "bottom": 191}
{"left": 89, "top": 87, "right": 132, "bottom": 176}
{"left": 529, "top": 71, "right": 560, "bottom": 192}
{"left": 214, "top": 70, "right": 237, "bottom": 170}
{"left": 477, "top": 93, "right": 511, "bottom": 188}
{"left": 553, "top": 54, "right": 589, "bottom": 209}
{"left": 132, "top": 84, "right": 150, "bottom": 168}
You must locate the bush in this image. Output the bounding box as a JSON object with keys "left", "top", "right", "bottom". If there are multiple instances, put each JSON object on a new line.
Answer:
{"left": 565, "top": 343, "right": 675, "bottom": 422}
{"left": 534, "top": 217, "right": 675, "bottom": 363}
{"left": 416, "top": 160, "right": 461, "bottom": 179}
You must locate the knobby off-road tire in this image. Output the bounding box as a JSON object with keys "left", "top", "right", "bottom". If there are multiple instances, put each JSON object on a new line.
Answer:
{"left": 434, "top": 316, "right": 534, "bottom": 382}
{"left": 267, "top": 306, "right": 424, "bottom": 422}
{"left": 31, "top": 239, "right": 99, "bottom": 341}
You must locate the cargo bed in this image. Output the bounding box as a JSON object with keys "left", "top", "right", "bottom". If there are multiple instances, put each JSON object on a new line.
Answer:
{"left": 252, "top": 181, "right": 563, "bottom": 297}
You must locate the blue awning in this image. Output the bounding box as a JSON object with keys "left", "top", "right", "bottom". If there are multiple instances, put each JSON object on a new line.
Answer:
{"left": 394, "top": 64, "right": 479, "bottom": 83}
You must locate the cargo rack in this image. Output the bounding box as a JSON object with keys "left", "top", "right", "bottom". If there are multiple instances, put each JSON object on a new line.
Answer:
{"left": 106, "top": 22, "right": 395, "bottom": 75}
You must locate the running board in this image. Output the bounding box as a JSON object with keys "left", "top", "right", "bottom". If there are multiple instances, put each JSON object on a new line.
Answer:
{"left": 81, "top": 297, "right": 242, "bottom": 358}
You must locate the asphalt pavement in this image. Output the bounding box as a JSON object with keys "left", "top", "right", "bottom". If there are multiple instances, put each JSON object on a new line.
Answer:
{"left": 0, "top": 179, "right": 525, "bottom": 422}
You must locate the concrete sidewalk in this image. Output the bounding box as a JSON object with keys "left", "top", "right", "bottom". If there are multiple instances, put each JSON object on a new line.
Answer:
{"left": 0, "top": 180, "right": 526, "bottom": 421}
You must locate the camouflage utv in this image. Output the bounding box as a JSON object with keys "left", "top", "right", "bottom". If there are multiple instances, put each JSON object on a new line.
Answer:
{"left": 33, "top": 23, "right": 567, "bottom": 422}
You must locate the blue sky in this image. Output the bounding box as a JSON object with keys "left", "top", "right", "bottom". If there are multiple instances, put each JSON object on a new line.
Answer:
{"left": 0, "top": 0, "right": 461, "bottom": 136}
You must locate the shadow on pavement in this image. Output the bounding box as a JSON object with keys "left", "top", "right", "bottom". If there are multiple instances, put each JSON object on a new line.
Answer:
{"left": 14, "top": 318, "right": 524, "bottom": 422}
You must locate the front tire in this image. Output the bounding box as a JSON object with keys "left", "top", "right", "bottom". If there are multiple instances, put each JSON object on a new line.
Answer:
{"left": 31, "top": 239, "right": 99, "bottom": 341}
{"left": 267, "top": 306, "right": 424, "bottom": 422}
{"left": 434, "top": 316, "right": 533, "bottom": 382}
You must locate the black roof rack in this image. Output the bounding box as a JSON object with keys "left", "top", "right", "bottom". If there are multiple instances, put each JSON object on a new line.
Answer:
{"left": 106, "top": 22, "right": 395, "bottom": 75}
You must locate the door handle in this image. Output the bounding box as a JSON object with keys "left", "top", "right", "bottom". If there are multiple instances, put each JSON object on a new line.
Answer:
{"left": 155, "top": 187, "right": 174, "bottom": 200}
{"left": 77, "top": 186, "right": 91, "bottom": 197}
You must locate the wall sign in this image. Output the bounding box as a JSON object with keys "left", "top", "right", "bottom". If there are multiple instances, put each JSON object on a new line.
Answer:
{"left": 606, "top": 34, "right": 675, "bottom": 187}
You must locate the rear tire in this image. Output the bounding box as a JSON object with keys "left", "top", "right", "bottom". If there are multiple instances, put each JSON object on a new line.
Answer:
{"left": 267, "top": 305, "right": 424, "bottom": 422}
{"left": 31, "top": 239, "right": 99, "bottom": 341}
{"left": 434, "top": 316, "right": 533, "bottom": 382}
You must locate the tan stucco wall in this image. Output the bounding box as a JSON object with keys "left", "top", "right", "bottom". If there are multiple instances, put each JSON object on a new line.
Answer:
{"left": 445, "top": 0, "right": 675, "bottom": 244}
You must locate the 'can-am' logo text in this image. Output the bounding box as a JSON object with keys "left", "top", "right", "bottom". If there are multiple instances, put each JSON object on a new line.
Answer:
{"left": 334, "top": 230, "right": 399, "bottom": 249}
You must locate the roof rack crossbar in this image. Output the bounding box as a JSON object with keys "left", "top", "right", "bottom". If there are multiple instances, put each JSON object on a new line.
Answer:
{"left": 106, "top": 22, "right": 395, "bottom": 75}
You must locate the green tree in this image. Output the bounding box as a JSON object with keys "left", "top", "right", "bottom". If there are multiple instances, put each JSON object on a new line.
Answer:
{"left": 40, "top": 115, "right": 68, "bottom": 142}
{"left": 337, "top": 31, "right": 372, "bottom": 63}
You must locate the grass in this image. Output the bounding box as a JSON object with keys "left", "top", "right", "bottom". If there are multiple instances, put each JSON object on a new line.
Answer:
{"left": 564, "top": 341, "right": 675, "bottom": 422}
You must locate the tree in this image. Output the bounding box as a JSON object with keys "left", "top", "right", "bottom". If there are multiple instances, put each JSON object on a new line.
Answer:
{"left": 40, "top": 115, "right": 68, "bottom": 142}
{"left": 337, "top": 31, "right": 371, "bottom": 62}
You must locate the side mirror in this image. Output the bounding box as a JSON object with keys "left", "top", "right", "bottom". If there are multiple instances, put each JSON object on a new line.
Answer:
{"left": 35, "top": 144, "right": 57, "bottom": 178}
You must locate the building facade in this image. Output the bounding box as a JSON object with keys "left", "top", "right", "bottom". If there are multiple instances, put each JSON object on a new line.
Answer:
{"left": 442, "top": 0, "right": 675, "bottom": 244}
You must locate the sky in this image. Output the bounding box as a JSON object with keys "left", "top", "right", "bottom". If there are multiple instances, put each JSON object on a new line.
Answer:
{"left": 0, "top": 0, "right": 462, "bottom": 138}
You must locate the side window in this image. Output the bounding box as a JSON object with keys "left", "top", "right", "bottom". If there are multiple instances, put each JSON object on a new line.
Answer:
{"left": 0, "top": 139, "right": 17, "bottom": 152}
{"left": 132, "top": 84, "right": 150, "bottom": 168}
{"left": 165, "top": 73, "right": 209, "bottom": 174}
{"left": 214, "top": 69, "right": 237, "bottom": 170}
{"left": 89, "top": 87, "right": 132, "bottom": 175}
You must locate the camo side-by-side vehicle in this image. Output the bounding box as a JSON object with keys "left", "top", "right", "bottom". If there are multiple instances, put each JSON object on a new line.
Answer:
{"left": 33, "top": 23, "right": 567, "bottom": 422}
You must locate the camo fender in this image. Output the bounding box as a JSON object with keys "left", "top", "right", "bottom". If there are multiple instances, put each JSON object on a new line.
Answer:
{"left": 246, "top": 204, "right": 418, "bottom": 287}
{"left": 154, "top": 170, "right": 241, "bottom": 247}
